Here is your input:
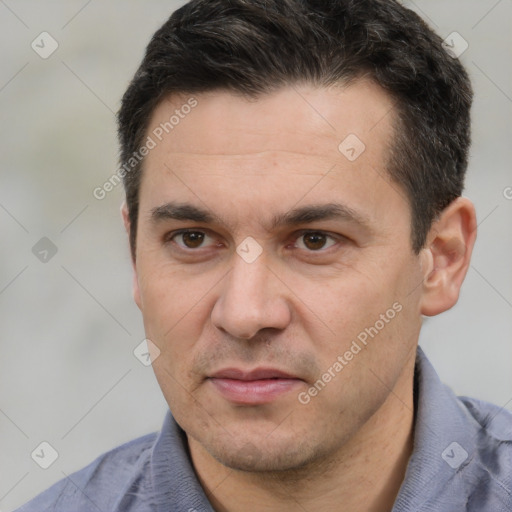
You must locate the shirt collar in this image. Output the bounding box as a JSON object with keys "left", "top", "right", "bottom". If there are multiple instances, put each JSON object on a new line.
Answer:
{"left": 150, "top": 411, "right": 214, "bottom": 511}
{"left": 392, "top": 346, "right": 479, "bottom": 510}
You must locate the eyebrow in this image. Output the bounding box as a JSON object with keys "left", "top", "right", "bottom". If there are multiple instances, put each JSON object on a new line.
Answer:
{"left": 150, "top": 201, "right": 372, "bottom": 232}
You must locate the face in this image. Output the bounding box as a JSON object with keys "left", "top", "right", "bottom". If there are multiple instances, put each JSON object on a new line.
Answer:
{"left": 131, "top": 82, "right": 426, "bottom": 472}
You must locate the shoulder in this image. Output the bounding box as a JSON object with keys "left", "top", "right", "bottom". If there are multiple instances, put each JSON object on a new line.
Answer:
{"left": 459, "top": 395, "right": 512, "bottom": 441}
{"left": 460, "top": 394, "right": 512, "bottom": 451}
{"left": 458, "top": 395, "right": 512, "bottom": 504}
{"left": 16, "top": 432, "right": 158, "bottom": 512}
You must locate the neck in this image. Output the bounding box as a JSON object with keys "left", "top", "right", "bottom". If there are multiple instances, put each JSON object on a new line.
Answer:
{"left": 189, "top": 357, "right": 416, "bottom": 512}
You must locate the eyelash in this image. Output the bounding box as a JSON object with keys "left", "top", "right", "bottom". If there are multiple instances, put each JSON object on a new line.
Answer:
{"left": 165, "top": 229, "right": 344, "bottom": 254}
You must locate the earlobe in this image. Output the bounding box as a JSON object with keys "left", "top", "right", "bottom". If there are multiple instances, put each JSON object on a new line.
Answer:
{"left": 120, "top": 202, "right": 142, "bottom": 310}
{"left": 419, "top": 197, "right": 477, "bottom": 317}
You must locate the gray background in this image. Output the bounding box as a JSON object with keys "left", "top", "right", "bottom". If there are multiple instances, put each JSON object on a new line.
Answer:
{"left": 0, "top": 1, "right": 511, "bottom": 509}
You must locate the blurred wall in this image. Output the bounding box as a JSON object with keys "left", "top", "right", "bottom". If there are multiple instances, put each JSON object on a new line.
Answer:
{"left": 0, "top": 1, "right": 511, "bottom": 509}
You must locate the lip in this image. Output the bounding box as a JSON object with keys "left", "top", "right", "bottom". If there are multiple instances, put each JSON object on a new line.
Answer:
{"left": 208, "top": 367, "right": 303, "bottom": 405}
{"left": 210, "top": 367, "right": 299, "bottom": 380}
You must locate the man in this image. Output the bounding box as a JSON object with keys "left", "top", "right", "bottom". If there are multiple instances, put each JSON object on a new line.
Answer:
{"left": 17, "top": 0, "right": 512, "bottom": 510}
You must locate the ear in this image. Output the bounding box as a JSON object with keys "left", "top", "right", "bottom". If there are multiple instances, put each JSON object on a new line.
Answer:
{"left": 121, "top": 202, "right": 142, "bottom": 310}
{"left": 419, "top": 197, "right": 477, "bottom": 317}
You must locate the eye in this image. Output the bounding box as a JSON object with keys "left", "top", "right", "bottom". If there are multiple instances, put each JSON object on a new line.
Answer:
{"left": 169, "top": 230, "right": 216, "bottom": 250}
{"left": 294, "top": 231, "right": 338, "bottom": 251}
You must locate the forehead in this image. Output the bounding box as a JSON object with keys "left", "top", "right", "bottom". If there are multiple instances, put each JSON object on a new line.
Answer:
{"left": 138, "top": 82, "right": 408, "bottom": 239}
{"left": 146, "top": 80, "right": 396, "bottom": 159}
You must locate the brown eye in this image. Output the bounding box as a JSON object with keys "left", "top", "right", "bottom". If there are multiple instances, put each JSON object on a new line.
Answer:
{"left": 302, "top": 233, "right": 327, "bottom": 250}
{"left": 295, "top": 231, "right": 337, "bottom": 251}
{"left": 176, "top": 231, "right": 206, "bottom": 249}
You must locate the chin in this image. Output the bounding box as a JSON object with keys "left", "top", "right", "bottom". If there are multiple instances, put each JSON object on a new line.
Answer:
{"left": 204, "top": 433, "right": 320, "bottom": 474}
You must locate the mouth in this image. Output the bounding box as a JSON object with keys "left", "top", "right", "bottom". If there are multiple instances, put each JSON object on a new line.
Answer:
{"left": 207, "top": 367, "right": 303, "bottom": 405}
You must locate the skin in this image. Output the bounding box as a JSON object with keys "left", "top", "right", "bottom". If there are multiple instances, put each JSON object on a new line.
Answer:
{"left": 122, "top": 81, "right": 477, "bottom": 511}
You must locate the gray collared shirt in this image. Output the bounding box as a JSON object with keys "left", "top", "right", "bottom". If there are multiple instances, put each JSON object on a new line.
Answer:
{"left": 16, "top": 347, "right": 512, "bottom": 511}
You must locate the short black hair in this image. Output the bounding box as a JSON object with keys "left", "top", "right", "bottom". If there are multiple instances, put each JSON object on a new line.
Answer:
{"left": 118, "top": 0, "right": 473, "bottom": 259}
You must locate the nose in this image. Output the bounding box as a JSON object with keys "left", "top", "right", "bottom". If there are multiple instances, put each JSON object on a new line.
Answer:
{"left": 211, "top": 250, "right": 292, "bottom": 340}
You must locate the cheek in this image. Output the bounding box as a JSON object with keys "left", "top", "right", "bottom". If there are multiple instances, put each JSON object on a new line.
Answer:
{"left": 295, "top": 269, "right": 392, "bottom": 339}
{"left": 138, "top": 258, "right": 212, "bottom": 323}
{"left": 136, "top": 259, "right": 224, "bottom": 372}
{"left": 142, "top": 274, "right": 211, "bottom": 412}
{"left": 299, "top": 258, "right": 418, "bottom": 373}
